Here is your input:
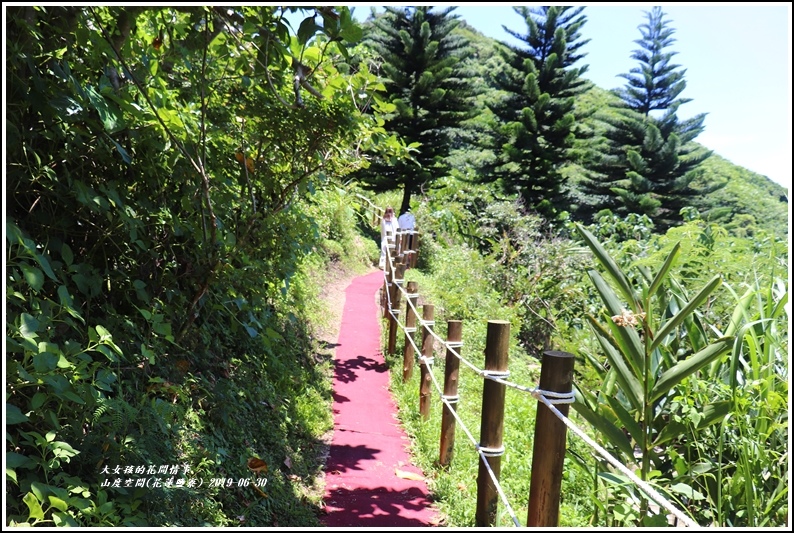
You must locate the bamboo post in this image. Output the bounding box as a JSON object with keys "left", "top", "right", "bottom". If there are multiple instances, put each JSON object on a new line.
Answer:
{"left": 418, "top": 304, "right": 435, "bottom": 420}
{"left": 439, "top": 320, "right": 463, "bottom": 467}
{"left": 402, "top": 282, "right": 419, "bottom": 382}
{"left": 475, "top": 320, "right": 510, "bottom": 527}
{"left": 526, "top": 350, "right": 575, "bottom": 527}
{"left": 387, "top": 263, "right": 405, "bottom": 356}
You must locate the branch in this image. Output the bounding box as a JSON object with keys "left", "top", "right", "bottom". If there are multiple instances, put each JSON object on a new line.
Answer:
{"left": 89, "top": 7, "right": 217, "bottom": 251}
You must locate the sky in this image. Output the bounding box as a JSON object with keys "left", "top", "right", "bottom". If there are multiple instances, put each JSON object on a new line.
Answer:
{"left": 350, "top": 3, "right": 792, "bottom": 190}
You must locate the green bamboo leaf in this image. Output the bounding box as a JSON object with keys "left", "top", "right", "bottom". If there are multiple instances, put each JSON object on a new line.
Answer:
{"left": 588, "top": 270, "right": 645, "bottom": 378}
{"left": 571, "top": 391, "right": 634, "bottom": 459}
{"left": 604, "top": 394, "right": 642, "bottom": 448}
{"left": 587, "top": 316, "right": 643, "bottom": 412}
{"left": 770, "top": 289, "right": 788, "bottom": 320}
{"left": 581, "top": 349, "right": 608, "bottom": 379}
{"left": 653, "top": 418, "right": 686, "bottom": 448}
{"left": 576, "top": 224, "right": 637, "bottom": 307}
{"left": 650, "top": 275, "right": 722, "bottom": 353}
{"left": 650, "top": 337, "right": 733, "bottom": 402}
{"left": 655, "top": 401, "right": 730, "bottom": 446}
{"left": 647, "top": 242, "right": 680, "bottom": 301}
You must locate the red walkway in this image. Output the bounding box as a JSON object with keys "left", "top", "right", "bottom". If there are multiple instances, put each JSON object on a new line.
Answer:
{"left": 322, "top": 270, "right": 438, "bottom": 527}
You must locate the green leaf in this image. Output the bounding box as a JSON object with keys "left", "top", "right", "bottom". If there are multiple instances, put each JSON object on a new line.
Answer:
{"left": 6, "top": 452, "right": 35, "bottom": 469}
{"left": 655, "top": 401, "right": 730, "bottom": 446}
{"left": 53, "top": 511, "right": 79, "bottom": 527}
{"left": 110, "top": 137, "right": 131, "bottom": 164}
{"left": 586, "top": 316, "right": 643, "bottom": 412}
{"left": 297, "top": 17, "right": 322, "bottom": 45}
{"left": 49, "top": 496, "right": 69, "bottom": 512}
{"left": 57, "top": 285, "right": 73, "bottom": 307}
{"left": 20, "top": 264, "right": 45, "bottom": 292}
{"left": 577, "top": 224, "right": 637, "bottom": 307}
{"left": 588, "top": 270, "right": 645, "bottom": 378}
{"left": 23, "top": 492, "right": 45, "bottom": 521}
{"left": 95, "top": 324, "right": 111, "bottom": 339}
{"left": 604, "top": 394, "right": 642, "bottom": 447}
{"left": 33, "top": 351, "right": 59, "bottom": 373}
{"left": 20, "top": 313, "right": 40, "bottom": 339}
{"left": 60, "top": 391, "right": 86, "bottom": 405}
{"left": 61, "top": 243, "right": 74, "bottom": 267}
{"left": 94, "top": 344, "right": 119, "bottom": 362}
{"left": 86, "top": 86, "right": 125, "bottom": 133}
{"left": 650, "top": 275, "right": 722, "bottom": 353}
{"left": 153, "top": 321, "right": 172, "bottom": 338}
{"left": 7, "top": 403, "right": 30, "bottom": 425}
{"left": 339, "top": 21, "right": 363, "bottom": 43}
{"left": 571, "top": 391, "right": 634, "bottom": 459}
{"left": 669, "top": 483, "right": 706, "bottom": 501}
{"left": 651, "top": 337, "right": 734, "bottom": 402}
{"left": 30, "top": 392, "right": 48, "bottom": 410}
{"left": 646, "top": 242, "right": 679, "bottom": 301}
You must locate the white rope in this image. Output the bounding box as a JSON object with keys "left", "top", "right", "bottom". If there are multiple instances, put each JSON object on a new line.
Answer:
{"left": 421, "top": 349, "right": 521, "bottom": 527}
{"left": 477, "top": 444, "right": 505, "bottom": 458}
{"left": 381, "top": 254, "right": 695, "bottom": 528}
{"left": 380, "top": 279, "right": 520, "bottom": 526}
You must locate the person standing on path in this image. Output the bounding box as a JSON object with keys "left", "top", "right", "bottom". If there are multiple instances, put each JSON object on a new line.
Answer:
{"left": 379, "top": 207, "right": 400, "bottom": 269}
{"left": 397, "top": 208, "right": 416, "bottom": 263}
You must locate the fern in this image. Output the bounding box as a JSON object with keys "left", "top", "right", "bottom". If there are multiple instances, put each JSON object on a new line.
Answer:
{"left": 92, "top": 397, "right": 134, "bottom": 433}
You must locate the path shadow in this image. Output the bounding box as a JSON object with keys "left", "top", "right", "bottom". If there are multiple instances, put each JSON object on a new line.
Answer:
{"left": 331, "top": 391, "right": 350, "bottom": 407}
{"left": 333, "top": 354, "right": 387, "bottom": 384}
{"left": 323, "top": 486, "right": 437, "bottom": 528}
{"left": 324, "top": 443, "right": 379, "bottom": 475}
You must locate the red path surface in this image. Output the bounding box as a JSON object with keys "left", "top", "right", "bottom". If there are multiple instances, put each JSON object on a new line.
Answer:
{"left": 322, "top": 270, "right": 439, "bottom": 527}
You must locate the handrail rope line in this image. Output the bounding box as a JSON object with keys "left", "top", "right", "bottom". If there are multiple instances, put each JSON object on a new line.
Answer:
{"left": 381, "top": 263, "right": 520, "bottom": 526}
{"left": 380, "top": 260, "right": 696, "bottom": 528}
{"left": 420, "top": 342, "right": 521, "bottom": 527}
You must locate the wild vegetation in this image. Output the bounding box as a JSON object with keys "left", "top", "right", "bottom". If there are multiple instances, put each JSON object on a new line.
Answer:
{"left": 6, "top": 5, "right": 788, "bottom": 528}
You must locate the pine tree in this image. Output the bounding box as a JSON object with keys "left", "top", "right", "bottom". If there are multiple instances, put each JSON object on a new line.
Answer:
{"left": 578, "top": 7, "right": 713, "bottom": 229}
{"left": 356, "top": 6, "right": 475, "bottom": 214}
{"left": 482, "top": 6, "right": 591, "bottom": 221}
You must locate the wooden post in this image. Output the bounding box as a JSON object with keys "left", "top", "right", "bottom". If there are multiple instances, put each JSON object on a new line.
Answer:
{"left": 439, "top": 320, "right": 462, "bottom": 467}
{"left": 382, "top": 244, "right": 395, "bottom": 319}
{"left": 387, "top": 263, "right": 405, "bottom": 356}
{"left": 418, "top": 304, "right": 434, "bottom": 420}
{"left": 402, "top": 282, "right": 419, "bottom": 382}
{"left": 410, "top": 232, "right": 420, "bottom": 268}
{"left": 527, "top": 350, "right": 575, "bottom": 527}
{"left": 475, "top": 320, "right": 510, "bottom": 527}
{"left": 400, "top": 230, "right": 409, "bottom": 261}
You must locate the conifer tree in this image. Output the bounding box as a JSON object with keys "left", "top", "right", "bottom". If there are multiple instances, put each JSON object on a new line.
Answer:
{"left": 482, "top": 6, "right": 591, "bottom": 221}
{"left": 356, "top": 6, "right": 475, "bottom": 214}
{"left": 578, "top": 7, "right": 713, "bottom": 229}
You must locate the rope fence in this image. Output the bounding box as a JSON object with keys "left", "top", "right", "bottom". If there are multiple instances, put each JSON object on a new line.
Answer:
{"left": 378, "top": 240, "right": 700, "bottom": 528}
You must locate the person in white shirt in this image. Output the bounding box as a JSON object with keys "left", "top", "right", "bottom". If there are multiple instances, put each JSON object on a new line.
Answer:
{"left": 379, "top": 207, "right": 400, "bottom": 269}
{"left": 398, "top": 208, "right": 416, "bottom": 257}
{"left": 398, "top": 209, "right": 415, "bottom": 232}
